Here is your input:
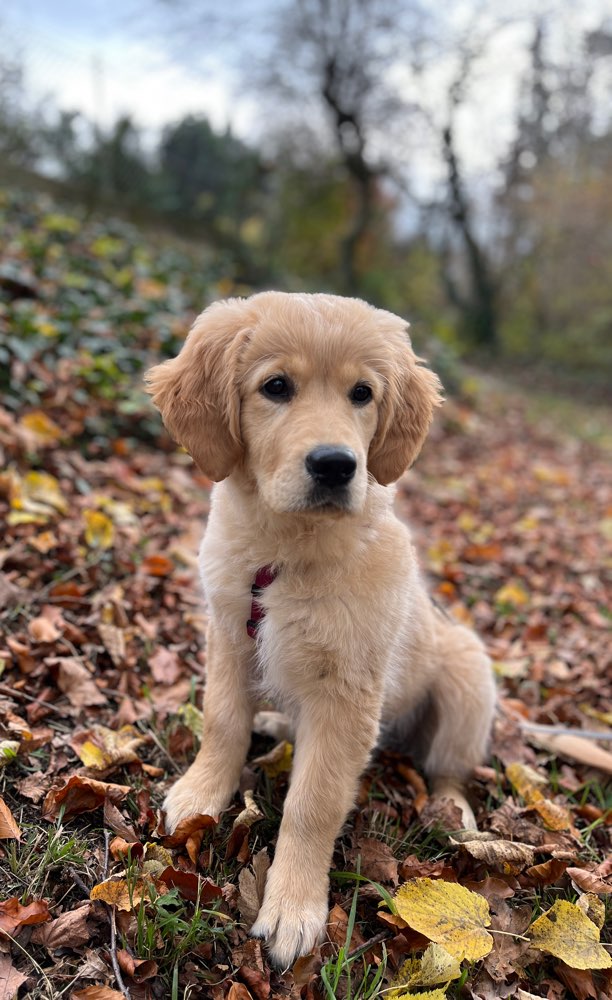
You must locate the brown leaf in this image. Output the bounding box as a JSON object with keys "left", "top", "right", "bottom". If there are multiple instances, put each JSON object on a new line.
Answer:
{"left": 227, "top": 985, "right": 253, "bottom": 1000}
{"left": 103, "top": 799, "right": 138, "bottom": 841}
{"left": 28, "top": 605, "right": 65, "bottom": 643}
{"left": 524, "top": 858, "right": 569, "bottom": 886}
{"left": 351, "top": 837, "right": 399, "bottom": 885}
{"left": 161, "top": 812, "right": 217, "bottom": 847}
{"left": 31, "top": 903, "right": 94, "bottom": 951}
{"left": 149, "top": 647, "right": 181, "bottom": 685}
{"left": 238, "top": 848, "right": 270, "bottom": 928}
{"left": 455, "top": 838, "right": 536, "bottom": 871}
{"left": 42, "top": 775, "right": 131, "bottom": 821}
{"left": 0, "top": 797, "right": 20, "bottom": 840}
{"left": 419, "top": 795, "right": 463, "bottom": 832}
{"left": 54, "top": 657, "right": 107, "bottom": 707}
{"left": 0, "top": 897, "right": 51, "bottom": 936}
{"left": 483, "top": 900, "right": 532, "bottom": 982}
{"left": 327, "top": 903, "right": 364, "bottom": 950}
{"left": 566, "top": 866, "right": 612, "bottom": 895}
{"left": 554, "top": 963, "right": 598, "bottom": 1000}
{"left": 0, "top": 955, "right": 28, "bottom": 998}
{"left": 158, "top": 868, "right": 222, "bottom": 905}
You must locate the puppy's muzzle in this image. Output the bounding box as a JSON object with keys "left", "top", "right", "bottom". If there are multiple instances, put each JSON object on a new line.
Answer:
{"left": 305, "top": 446, "right": 357, "bottom": 490}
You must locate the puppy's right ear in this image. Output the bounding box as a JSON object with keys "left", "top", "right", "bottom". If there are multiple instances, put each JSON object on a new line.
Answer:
{"left": 145, "top": 299, "right": 250, "bottom": 481}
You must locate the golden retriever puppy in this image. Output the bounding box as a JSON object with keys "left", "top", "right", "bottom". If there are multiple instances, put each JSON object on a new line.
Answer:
{"left": 145, "top": 292, "right": 496, "bottom": 968}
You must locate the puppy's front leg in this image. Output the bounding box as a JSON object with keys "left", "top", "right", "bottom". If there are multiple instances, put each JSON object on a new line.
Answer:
{"left": 252, "top": 689, "right": 380, "bottom": 967}
{"left": 163, "top": 622, "right": 254, "bottom": 831}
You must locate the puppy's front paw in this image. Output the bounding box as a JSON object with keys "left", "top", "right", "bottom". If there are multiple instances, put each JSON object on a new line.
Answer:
{"left": 251, "top": 884, "right": 328, "bottom": 969}
{"left": 251, "top": 865, "right": 329, "bottom": 969}
{"left": 163, "top": 772, "right": 229, "bottom": 833}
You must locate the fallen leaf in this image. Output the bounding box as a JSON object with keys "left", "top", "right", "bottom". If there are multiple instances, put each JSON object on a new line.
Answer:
{"left": 506, "top": 761, "right": 572, "bottom": 830}
{"left": 42, "top": 775, "right": 131, "bottom": 821}
{"left": 149, "top": 646, "right": 182, "bottom": 684}
{"left": 158, "top": 868, "right": 222, "bottom": 904}
{"left": 0, "top": 797, "right": 20, "bottom": 840}
{"left": 0, "top": 955, "right": 28, "bottom": 997}
{"left": 90, "top": 875, "right": 157, "bottom": 911}
{"left": 7, "top": 470, "right": 68, "bottom": 524}
{"left": 576, "top": 893, "right": 605, "bottom": 930}
{"left": 31, "top": 903, "right": 94, "bottom": 950}
{"left": 394, "top": 878, "right": 493, "bottom": 961}
{"left": 71, "top": 724, "right": 145, "bottom": 771}
{"left": 83, "top": 509, "right": 115, "bottom": 549}
{"left": 72, "top": 988, "right": 126, "bottom": 999}
{"left": 453, "top": 837, "right": 535, "bottom": 871}
{"left": 252, "top": 740, "right": 293, "bottom": 777}
{"left": 351, "top": 837, "right": 399, "bottom": 885}
{"left": 410, "top": 942, "right": 462, "bottom": 986}
{"left": 566, "top": 867, "right": 612, "bottom": 895}
{"left": 141, "top": 554, "right": 174, "bottom": 576}
{"left": 0, "top": 897, "right": 51, "bottom": 936}
{"left": 495, "top": 580, "right": 530, "bottom": 607}
{"left": 233, "top": 789, "right": 264, "bottom": 830}
{"left": 161, "top": 812, "right": 217, "bottom": 848}
{"left": 54, "top": 657, "right": 107, "bottom": 707}
{"left": 227, "top": 985, "right": 253, "bottom": 1000}
{"left": 28, "top": 605, "right": 65, "bottom": 643}
{"left": 238, "top": 848, "right": 270, "bottom": 928}
{"left": 529, "top": 899, "right": 612, "bottom": 969}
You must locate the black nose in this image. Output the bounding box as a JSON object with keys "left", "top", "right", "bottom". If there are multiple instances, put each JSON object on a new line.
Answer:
{"left": 305, "top": 446, "right": 357, "bottom": 488}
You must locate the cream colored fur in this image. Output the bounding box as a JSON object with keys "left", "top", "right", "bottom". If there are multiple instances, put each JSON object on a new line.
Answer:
{"left": 145, "top": 291, "right": 496, "bottom": 968}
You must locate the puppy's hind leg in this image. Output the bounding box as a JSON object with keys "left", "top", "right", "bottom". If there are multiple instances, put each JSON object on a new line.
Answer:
{"left": 424, "top": 621, "right": 496, "bottom": 830}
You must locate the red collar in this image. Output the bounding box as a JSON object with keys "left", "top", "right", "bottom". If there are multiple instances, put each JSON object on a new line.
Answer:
{"left": 246, "top": 565, "right": 277, "bottom": 638}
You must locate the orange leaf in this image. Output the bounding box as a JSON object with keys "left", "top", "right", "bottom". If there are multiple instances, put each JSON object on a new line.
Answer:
{"left": 0, "top": 796, "right": 21, "bottom": 840}
{"left": 141, "top": 554, "right": 174, "bottom": 577}
{"left": 0, "top": 897, "right": 50, "bottom": 936}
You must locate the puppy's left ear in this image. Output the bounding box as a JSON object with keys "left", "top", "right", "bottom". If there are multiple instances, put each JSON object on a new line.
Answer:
{"left": 368, "top": 346, "right": 443, "bottom": 486}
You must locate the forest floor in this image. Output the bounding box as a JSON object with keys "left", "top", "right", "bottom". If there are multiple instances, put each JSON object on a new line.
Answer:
{"left": 0, "top": 189, "right": 610, "bottom": 1000}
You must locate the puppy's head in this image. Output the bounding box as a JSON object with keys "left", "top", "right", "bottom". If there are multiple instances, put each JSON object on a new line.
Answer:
{"left": 145, "top": 292, "right": 442, "bottom": 512}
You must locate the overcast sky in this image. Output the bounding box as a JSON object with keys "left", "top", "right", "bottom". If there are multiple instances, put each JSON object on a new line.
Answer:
{"left": 2, "top": 0, "right": 610, "bottom": 183}
{"left": 3, "top": 0, "right": 258, "bottom": 136}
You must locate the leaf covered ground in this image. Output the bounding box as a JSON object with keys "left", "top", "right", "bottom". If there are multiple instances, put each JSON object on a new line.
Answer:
{"left": 0, "top": 190, "right": 610, "bottom": 1000}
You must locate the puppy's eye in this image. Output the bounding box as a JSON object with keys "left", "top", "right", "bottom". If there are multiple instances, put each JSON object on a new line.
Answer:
{"left": 350, "top": 383, "right": 373, "bottom": 405}
{"left": 261, "top": 376, "right": 293, "bottom": 401}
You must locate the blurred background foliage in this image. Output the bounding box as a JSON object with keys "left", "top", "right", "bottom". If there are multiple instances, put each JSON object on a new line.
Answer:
{"left": 0, "top": 0, "right": 611, "bottom": 393}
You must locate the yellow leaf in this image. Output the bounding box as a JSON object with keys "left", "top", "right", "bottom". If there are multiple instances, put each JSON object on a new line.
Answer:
{"left": 392, "top": 990, "right": 448, "bottom": 1000}
{"left": 506, "top": 762, "right": 571, "bottom": 831}
{"left": 90, "top": 875, "right": 159, "bottom": 910}
{"left": 177, "top": 703, "right": 203, "bottom": 738}
{"left": 77, "top": 740, "right": 108, "bottom": 769}
{"left": 83, "top": 510, "right": 115, "bottom": 549}
{"left": 495, "top": 581, "right": 530, "bottom": 607}
{"left": 576, "top": 893, "right": 605, "bottom": 930}
{"left": 414, "top": 943, "right": 462, "bottom": 986}
{"left": 18, "top": 411, "right": 63, "bottom": 444}
{"left": 529, "top": 900, "right": 611, "bottom": 969}
{"left": 579, "top": 703, "right": 612, "bottom": 726}
{"left": 394, "top": 878, "right": 493, "bottom": 962}
{"left": 73, "top": 725, "right": 144, "bottom": 770}
{"left": 252, "top": 740, "right": 293, "bottom": 777}
{"left": 8, "top": 471, "right": 68, "bottom": 525}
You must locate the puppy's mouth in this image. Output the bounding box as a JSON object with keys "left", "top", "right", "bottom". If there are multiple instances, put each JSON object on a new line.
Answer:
{"left": 301, "top": 486, "right": 352, "bottom": 513}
